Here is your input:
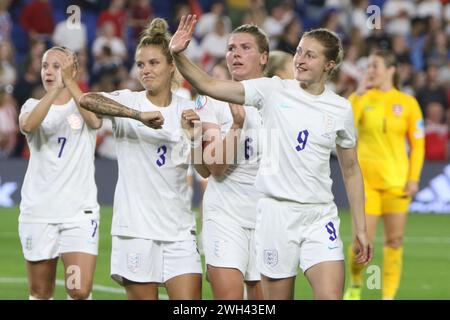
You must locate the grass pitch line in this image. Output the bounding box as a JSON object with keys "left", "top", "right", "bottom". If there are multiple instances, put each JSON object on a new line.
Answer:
{"left": 0, "top": 277, "right": 169, "bottom": 299}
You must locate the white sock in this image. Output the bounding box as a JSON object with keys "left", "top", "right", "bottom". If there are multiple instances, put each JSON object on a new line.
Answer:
{"left": 67, "top": 293, "right": 92, "bottom": 300}
{"left": 29, "top": 295, "right": 53, "bottom": 300}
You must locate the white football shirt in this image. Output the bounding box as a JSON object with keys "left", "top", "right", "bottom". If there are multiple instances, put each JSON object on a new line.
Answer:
{"left": 19, "top": 98, "right": 99, "bottom": 223}
{"left": 101, "top": 90, "right": 196, "bottom": 241}
{"left": 242, "top": 77, "right": 356, "bottom": 204}
{"left": 197, "top": 96, "right": 263, "bottom": 228}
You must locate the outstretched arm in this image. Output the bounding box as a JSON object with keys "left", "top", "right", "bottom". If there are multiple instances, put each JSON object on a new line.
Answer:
{"left": 79, "top": 93, "right": 164, "bottom": 129}
{"left": 336, "top": 145, "right": 373, "bottom": 266}
{"left": 170, "top": 15, "right": 245, "bottom": 105}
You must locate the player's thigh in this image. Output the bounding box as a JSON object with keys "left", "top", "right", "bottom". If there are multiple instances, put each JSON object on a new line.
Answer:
{"left": 207, "top": 265, "right": 244, "bottom": 299}
{"left": 123, "top": 279, "right": 159, "bottom": 300}
{"left": 165, "top": 273, "right": 202, "bottom": 300}
{"left": 163, "top": 239, "right": 202, "bottom": 299}
{"left": 260, "top": 274, "right": 296, "bottom": 300}
{"left": 19, "top": 222, "right": 59, "bottom": 298}
{"left": 304, "top": 260, "right": 344, "bottom": 300}
{"left": 60, "top": 252, "right": 97, "bottom": 299}
{"left": 26, "top": 258, "right": 58, "bottom": 299}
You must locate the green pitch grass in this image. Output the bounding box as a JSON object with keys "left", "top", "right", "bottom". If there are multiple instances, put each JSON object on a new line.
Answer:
{"left": 0, "top": 206, "right": 449, "bottom": 300}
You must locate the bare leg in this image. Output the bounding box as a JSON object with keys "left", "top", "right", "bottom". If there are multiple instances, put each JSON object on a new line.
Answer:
{"left": 123, "top": 278, "right": 160, "bottom": 300}
{"left": 305, "top": 261, "right": 344, "bottom": 300}
{"left": 207, "top": 265, "right": 244, "bottom": 299}
{"left": 26, "top": 258, "right": 58, "bottom": 299}
{"left": 165, "top": 273, "right": 202, "bottom": 300}
{"left": 61, "top": 252, "right": 97, "bottom": 299}
{"left": 260, "top": 274, "right": 295, "bottom": 300}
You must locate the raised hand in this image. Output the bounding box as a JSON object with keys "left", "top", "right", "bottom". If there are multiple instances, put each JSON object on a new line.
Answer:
{"left": 53, "top": 50, "right": 77, "bottom": 87}
{"left": 181, "top": 109, "right": 201, "bottom": 141}
{"left": 169, "top": 14, "right": 198, "bottom": 54}
{"left": 140, "top": 111, "right": 164, "bottom": 129}
{"left": 229, "top": 103, "right": 246, "bottom": 129}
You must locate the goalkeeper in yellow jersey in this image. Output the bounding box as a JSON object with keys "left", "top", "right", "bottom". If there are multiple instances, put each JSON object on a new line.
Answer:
{"left": 344, "top": 50, "right": 425, "bottom": 300}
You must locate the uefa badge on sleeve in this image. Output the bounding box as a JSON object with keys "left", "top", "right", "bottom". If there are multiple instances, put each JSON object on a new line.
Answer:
{"left": 195, "top": 95, "right": 208, "bottom": 110}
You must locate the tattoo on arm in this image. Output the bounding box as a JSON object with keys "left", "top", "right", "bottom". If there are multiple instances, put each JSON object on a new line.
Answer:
{"left": 80, "top": 93, "right": 141, "bottom": 120}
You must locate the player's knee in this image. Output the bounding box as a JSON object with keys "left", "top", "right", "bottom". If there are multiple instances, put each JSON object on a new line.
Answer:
{"left": 30, "top": 285, "right": 54, "bottom": 300}
{"left": 385, "top": 236, "right": 403, "bottom": 248}
{"left": 314, "top": 289, "right": 342, "bottom": 300}
{"left": 67, "top": 288, "right": 92, "bottom": 300}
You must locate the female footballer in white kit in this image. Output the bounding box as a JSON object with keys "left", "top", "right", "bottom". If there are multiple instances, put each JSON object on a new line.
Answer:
{"left": 170, "top": 15, "right": 373, "bottom": 300}
{"left": 193, "top": 24, "right": 268, "bottom": 300}
{"left": 79, "top": 18, "right": 203, "bottom": 300}
{"left": 18, "top": 47, "right": 102, "bottom": 300}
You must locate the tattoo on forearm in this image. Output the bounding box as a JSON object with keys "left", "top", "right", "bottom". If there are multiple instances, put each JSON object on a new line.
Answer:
{"left": 81, "top": 94, "right": 141, "bottom": 120}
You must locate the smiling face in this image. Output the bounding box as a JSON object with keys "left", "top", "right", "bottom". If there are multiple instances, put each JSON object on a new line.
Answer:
{"left": 225, "top": 32, "right": 267, "bottom": 81}
{"left": 135, "top": 45, "right": 174, "bottom": 95}
{"left": 293, "top": 36, "right": 334, "bottom": 86}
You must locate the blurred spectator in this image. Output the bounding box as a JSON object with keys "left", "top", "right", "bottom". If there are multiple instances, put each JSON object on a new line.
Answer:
{"left": 92, "top": 21, "right": 127, "bottom": 82}
{"left": 13, "top": 55, "right": 42, "bottom": 109}
{"left": 350, "top": 0, "right": 372, "bottom": 38}
{"left": 200, "top": 17, "right": 229, "bottom": 70}
{"left": 0, "top": 85, "right": 17, "bottom": 159}
{"left": 416, "top": 64, "right": 449, "bottom": 114}
{"left": 195, "top": 0, "right": 232, "bottom": 39}
{"left": 0, "top": 41, "right": 16, "bottom": 87}
{"left": 365, "top": 17, "right": 391, "bottom": 51}
{"left": 241, "top": 0, "right": 267, "bottom": 29}
{"left": 424, "top": 31, "right": 450, "bottom": 68}
{"left": 276, "top": 17, "right": 302, "bottom": 54}
{"left": 424, "top": 101, "right": 449, "bottom": 160}
{"left": 320, "top": 7, "right": 346, "bottom": 39}
{"left": 128, "top": 0, "right": 154, "bottom": 42}
{"left": 0, "top": 0, "right": 12, "bottom": 42}
{"left": 407, "top": 17, "right": 427, "bottom": 71}
{"left": 97, "top": 0, "right": 128, "bottom": 39}
{"left": 340, "top": 44, "right": 364, "bottom": 83}
{"left": 20, "top": 0, "right": 55, "bottom": 41}
{"left": 383, "top": 0, "right": 416, "bottom": 36}
{"left": 263, "top": 1, "right": 295, "bottom": 49}
{"left": 266, "top": 50, "right": 294, "bottom": 79}
{"left": 416, "top": 0, "right": 442, "bottom": 19}
{"left": 210, "top": 59, "right": 231, "bottom": 80}
{"left": 391, "top": 34, "right": 411, "bottom": 64}
{"left": 52, "top": 18, "right": 88, "bottom": 53}
{"left": 96, "top": 119, "right": 117, "bottom": 160}
{"left": 75, "top": 50, "right": 90, "bottom": 93}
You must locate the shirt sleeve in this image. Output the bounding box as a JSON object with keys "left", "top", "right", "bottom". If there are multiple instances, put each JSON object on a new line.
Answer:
{"left": 407, "top": 96, "right": 425, "bottom": 182}
{"left": 194, "top": 95, "right": 219, "bottom": 124}
{"left": 336, "top": 102, "right": 357, "bottom": 148}
{"left": 18, "top": 98, "right": 39, "bottom": 135}
{"left": 241, "top": 77, "right": 275, "bottom": 111}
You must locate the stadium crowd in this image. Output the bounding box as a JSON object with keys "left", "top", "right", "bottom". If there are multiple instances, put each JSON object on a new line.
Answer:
{"left": 0, "top": 0, "right": 449, "bottom": 161}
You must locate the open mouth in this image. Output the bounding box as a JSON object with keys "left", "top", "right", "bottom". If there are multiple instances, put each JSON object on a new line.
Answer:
{"left": 232, "top": 61, "right": 243, "bottom": 67}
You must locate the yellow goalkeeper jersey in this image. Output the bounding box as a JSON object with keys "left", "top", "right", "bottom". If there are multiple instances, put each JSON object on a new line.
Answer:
{"left": 349, "top": 88, "right": 425, "bottom": 189}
